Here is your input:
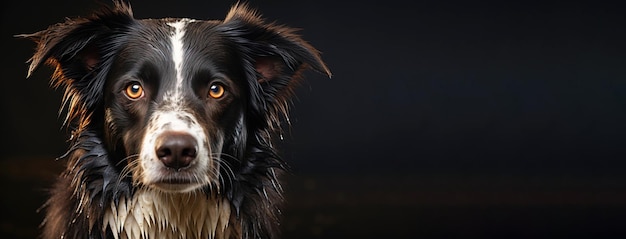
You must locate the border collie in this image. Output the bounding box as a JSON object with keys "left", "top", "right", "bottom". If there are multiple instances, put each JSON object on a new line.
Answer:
{"left": 20, "top": 1, "right": 330, "bottom": 238}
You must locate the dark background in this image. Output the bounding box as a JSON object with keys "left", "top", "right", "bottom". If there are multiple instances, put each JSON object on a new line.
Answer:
{"left": 2, "top": 0, "right": 626, "bottom": 238}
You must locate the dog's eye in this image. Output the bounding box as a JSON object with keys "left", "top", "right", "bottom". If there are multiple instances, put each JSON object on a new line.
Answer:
{"left": 125, "top": 83, "right": 144, "bottom": 100}
{"left": 208, "top": 83, "right": 225, "bottom": 99}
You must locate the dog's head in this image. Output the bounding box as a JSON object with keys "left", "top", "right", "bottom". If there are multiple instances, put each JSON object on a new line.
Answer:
{"left": 22, "top": 1, "right": 330, "bottom": 193}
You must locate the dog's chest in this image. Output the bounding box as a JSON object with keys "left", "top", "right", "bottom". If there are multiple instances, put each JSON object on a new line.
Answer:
{"left": 103, "top": 189, "right": 235, "bottom": 239}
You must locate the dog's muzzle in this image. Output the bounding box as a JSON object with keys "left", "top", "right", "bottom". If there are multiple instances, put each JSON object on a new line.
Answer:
{"left": 139, "top": 109, "right": 214, "bottom": 193}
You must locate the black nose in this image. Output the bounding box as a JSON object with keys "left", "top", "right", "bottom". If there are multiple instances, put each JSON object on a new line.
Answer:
{"left": 155, "top": 132, "right": 197, "bottom": 170}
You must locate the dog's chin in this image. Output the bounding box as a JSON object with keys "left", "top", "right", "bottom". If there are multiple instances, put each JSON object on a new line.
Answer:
{"left": 151, "top": 182, "right": 204, "bottom": 193}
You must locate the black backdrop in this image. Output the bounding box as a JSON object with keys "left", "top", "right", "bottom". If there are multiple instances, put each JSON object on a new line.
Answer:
{"left": 2, "top": 0, "right": 625, "bottom": 238}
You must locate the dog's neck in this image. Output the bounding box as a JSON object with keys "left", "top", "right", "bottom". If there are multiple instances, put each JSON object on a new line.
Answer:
{"left": 103, "top": 188, "right": 238, "bottom": 239}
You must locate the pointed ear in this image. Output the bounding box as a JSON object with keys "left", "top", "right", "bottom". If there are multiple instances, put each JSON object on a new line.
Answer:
{"left": 17, "top": 1, "right": 135, "bottom": 125}
{"left": 222, "top": 4, "right": 331, "bottom": 78}
{"left": 19, "top": 23, "right": 105, "bottom": 80}
{"left": 218, "top": 3, "right": 331, "bottom": 127}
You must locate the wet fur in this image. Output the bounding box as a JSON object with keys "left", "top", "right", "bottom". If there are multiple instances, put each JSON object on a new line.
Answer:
{"left": 20, "top": 1, "right": 330, "bottom": 238}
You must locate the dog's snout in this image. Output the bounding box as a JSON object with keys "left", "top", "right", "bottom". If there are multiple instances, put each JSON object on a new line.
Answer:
{"left": 155, "top": 132, "right": 198, "bottom": 170}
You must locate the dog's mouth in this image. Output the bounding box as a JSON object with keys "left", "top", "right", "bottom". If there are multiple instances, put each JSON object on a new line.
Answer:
{"left": 152, "top": 174, "right": 205, "bottom": 192}
{"left": 160, "top": 175, "right": 197, "bottom": 184}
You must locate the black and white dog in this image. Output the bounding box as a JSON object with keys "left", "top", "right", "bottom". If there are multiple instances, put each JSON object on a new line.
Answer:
{"left": 21, "top": 1, "right": 330, "bottom": 238}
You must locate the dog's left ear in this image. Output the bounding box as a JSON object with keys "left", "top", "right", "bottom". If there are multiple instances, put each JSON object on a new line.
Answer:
{"left": 219, "top": 4, "right": 331, "bottom": 127}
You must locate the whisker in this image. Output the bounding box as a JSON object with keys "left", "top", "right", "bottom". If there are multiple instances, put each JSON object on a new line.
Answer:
{"left": 210, "top": 153, "right": 238, "bottom": 191}
{"left": 116, "top": 154, "right": 140, "bottom": 185}
{"left": 115, "top": 153, "right": 139, "bottom": 167}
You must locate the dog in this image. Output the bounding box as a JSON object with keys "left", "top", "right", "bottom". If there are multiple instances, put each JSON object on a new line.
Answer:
{"left": 20, "top": 1, "right": 330, "bottom": 238}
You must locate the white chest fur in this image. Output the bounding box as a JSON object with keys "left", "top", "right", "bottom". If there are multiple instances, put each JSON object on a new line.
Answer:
{"left": 103, "top": 189, "right": 235, "bottom": 239}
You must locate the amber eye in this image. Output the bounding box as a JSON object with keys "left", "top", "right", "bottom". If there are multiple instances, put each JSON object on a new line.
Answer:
{"left": 125, "top": 82, "right": 144, "bottom": 99}
{"left": 208, "top": 83, "right": 225, "bottom": 99}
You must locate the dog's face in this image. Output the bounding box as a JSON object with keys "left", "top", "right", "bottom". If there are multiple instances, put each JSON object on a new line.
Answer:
{"left": 106, "top": 19, "right": 246, "bottom": 192}
{"left": 23, "top": 2, "right": 330, "bottom": 193}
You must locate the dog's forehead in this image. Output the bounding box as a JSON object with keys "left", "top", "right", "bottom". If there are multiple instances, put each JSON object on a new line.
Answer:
{"left": 126, "top": 18, "right": 224, "bottom": 56}
{"left": 116, "top": 18, "right": 225, "bottom": 71}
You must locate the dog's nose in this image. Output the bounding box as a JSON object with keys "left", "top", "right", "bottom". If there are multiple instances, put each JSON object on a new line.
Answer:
{"left": 155, "top": 132, "right": 197, "bottom": 170}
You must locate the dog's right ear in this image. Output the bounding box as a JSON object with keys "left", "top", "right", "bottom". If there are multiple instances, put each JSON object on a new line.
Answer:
{"left": 19, "top": 1, "right": 134, "bottom": 78}
{"left": 17, "top": 1, "right": 135, "bottom": 125}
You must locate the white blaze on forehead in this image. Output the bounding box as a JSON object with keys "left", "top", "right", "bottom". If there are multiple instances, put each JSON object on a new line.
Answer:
{"left": 166, "top": 19, "right": 193, "bottom": 102}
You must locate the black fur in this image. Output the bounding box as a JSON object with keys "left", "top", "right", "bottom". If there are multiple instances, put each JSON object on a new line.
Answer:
{"left": 20, "top": 1, "right": 330, "bottom": 238}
